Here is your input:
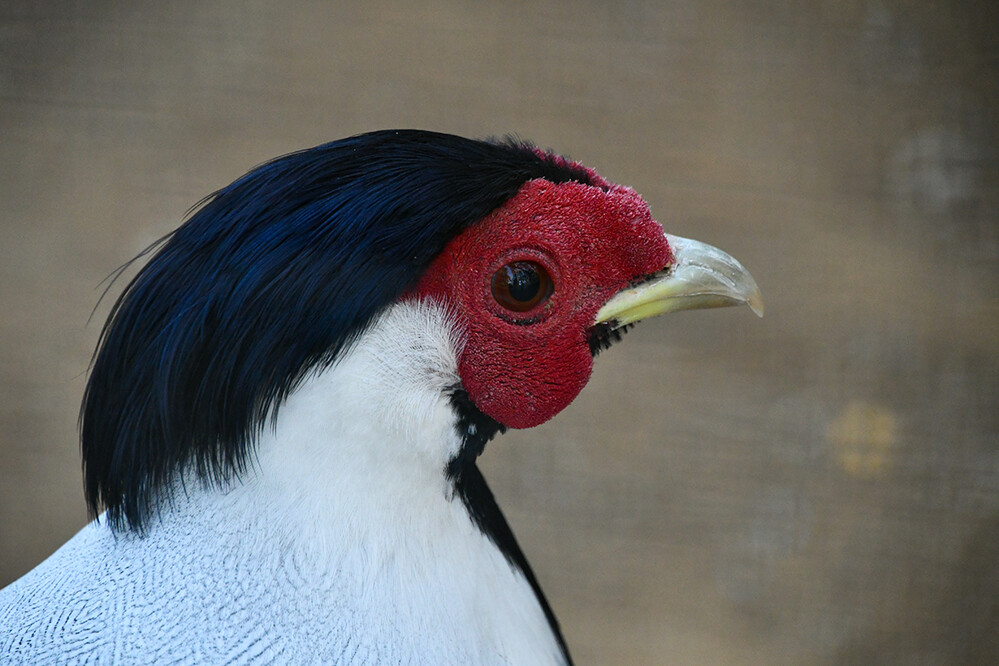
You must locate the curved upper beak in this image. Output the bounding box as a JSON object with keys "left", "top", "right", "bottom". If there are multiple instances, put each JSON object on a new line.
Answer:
{"left": 594, "top": 234, "right": 764, "bottom": 329}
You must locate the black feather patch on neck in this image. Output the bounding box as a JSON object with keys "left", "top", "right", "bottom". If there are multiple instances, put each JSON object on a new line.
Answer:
{"left": 445, "top": 388, "right": 573, "bottom": 665}
{"left": 445, "top": 387, "right": 506, "bottom": 480}
{"left": 81, "top": 129, "right": 600, "bottom": 532}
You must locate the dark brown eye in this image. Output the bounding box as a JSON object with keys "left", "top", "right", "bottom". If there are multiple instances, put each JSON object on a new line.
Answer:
{"left": 491, "top": 261, "right": 554, "bottom": 312}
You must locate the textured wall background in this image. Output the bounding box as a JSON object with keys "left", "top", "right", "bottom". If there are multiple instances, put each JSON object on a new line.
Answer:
{"left": 1, "top": 1, "right": 997, "bottom": 663}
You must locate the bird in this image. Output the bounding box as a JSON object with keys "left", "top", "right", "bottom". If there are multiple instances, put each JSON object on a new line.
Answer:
{"left": 0, "top": 129, "right": 762, "bottom": 665}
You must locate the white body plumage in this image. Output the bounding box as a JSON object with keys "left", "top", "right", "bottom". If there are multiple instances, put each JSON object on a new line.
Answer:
{"left": 0, "top": 301, "right": 565, "bottom": 665}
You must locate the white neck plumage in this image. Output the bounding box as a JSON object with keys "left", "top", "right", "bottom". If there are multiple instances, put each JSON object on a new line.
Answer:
{"left": 144, "top": 300, "right": 568, "bottom": 665}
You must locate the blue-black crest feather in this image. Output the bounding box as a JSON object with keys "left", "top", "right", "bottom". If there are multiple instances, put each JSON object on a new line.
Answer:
{"left": 81, "top": 129, "right": 598, "bottom": 531}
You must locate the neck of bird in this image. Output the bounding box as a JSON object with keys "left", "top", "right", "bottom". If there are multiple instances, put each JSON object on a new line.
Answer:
{"left": 158, "top": 300, "right": 473, "bottom": 561}
{"left": 113, "top": 299, "right": 569, "bottom": 665}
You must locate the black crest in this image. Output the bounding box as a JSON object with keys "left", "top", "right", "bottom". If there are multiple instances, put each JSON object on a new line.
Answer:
{"left": 82, "top": 129, "right": 598, "bottom": 531}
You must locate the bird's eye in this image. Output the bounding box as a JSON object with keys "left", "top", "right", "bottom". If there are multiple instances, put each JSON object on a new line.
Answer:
{"left": 491, "top": 261, "right": 554, "bottom": 313}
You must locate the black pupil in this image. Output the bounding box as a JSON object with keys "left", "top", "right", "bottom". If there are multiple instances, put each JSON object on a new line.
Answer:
{"left": 506, "top": 265, "right": 540, "bottom": 302}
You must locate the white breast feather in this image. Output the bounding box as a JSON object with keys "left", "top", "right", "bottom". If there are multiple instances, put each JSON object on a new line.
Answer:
{"left": 0, "top": 300, "right": 566, "bottom": 665}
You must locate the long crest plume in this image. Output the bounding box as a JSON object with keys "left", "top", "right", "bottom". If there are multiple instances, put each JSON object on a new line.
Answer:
{"left": 81, "top": 129, "right": 600, "bottom": 530}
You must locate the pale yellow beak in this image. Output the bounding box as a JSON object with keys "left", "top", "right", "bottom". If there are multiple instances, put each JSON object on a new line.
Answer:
{"left": 594, "top": 234, "right": 764, "bottom": 329}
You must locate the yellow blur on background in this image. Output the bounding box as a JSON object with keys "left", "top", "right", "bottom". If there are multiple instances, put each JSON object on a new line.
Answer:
{"left": 1, "top": 2, "right": 996, "bottom": 664}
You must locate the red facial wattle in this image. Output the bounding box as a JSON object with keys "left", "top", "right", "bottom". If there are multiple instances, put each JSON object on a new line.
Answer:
{"left": 412, "top": 177, "right": 673, "bottom": 429}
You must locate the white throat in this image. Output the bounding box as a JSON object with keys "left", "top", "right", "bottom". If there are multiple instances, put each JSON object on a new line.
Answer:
{"left": 250, "top": 300, "right": 468, "bottom": 544}
{"left": 154, "top": 299, "right": 567, "bottom": 664}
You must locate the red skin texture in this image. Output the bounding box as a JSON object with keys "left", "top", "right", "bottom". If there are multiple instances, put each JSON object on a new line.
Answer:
{"left": 412, "top": 177, "right": 674, "bottom": 429}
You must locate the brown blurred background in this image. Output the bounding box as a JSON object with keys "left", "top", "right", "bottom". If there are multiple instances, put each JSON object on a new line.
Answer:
{"left": 1, "top": 1, "right": 997, "bottom": 663}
